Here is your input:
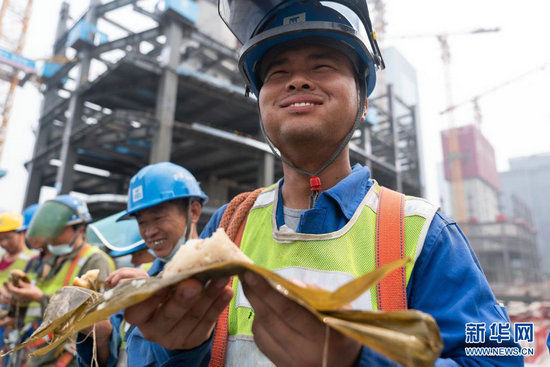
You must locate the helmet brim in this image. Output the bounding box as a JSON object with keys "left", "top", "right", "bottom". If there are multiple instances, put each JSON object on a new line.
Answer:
{"left": 116, "top": 195, "right": 207, "bottom": 222}
{"left": 239, "top": 23, "right": 376, "bottom": 97}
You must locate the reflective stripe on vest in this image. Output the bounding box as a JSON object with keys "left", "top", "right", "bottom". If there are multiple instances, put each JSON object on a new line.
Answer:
{"left": 0, "top": 248, "right": 36, "bottom": 285}
{"left": 227, "top": 181, "right": 438, "bottom": 340}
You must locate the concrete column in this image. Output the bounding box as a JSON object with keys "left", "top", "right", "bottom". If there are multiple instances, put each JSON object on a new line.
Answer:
{"left": 54, "top": 0, "right": 99, "bottom": 194}
{"left": 24, "top": 1, "right": 70, "bottom": 206}
{"left": 258, "top": 152, "right": 274, "bottom": 187}
{"left": 150, "top": 21, "right": 182, "bottom": 163}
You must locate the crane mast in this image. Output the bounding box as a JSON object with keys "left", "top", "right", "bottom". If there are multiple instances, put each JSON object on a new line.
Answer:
{"left": 0, "top": 0, "right": 34, "bottom": 168}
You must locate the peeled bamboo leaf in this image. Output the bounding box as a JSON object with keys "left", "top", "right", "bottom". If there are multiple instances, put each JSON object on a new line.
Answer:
{"left": 323, "top": 315, "right": 440, "bottom": 367}
{"left": 2, "top": 287, "right": 101, "bottom": 357}
{"left": 7, "top": 229, "right": 443, "bottom": 366}
{"left": 322, "top": 310, "right": 443, "bottom": 366}
{"left": 73, "top": 257, "right": 407, "bottom": 331}
{"left": 330, "top": 258, "right": 409, "bottom": 308}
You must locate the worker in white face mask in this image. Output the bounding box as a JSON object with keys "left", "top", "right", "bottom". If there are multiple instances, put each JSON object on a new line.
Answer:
{"left": 7, "top": 194, "right": 114, "bottom": 367}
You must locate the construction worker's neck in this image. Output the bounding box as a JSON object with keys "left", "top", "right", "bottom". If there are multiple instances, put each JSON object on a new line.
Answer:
{"left": 4, "top": 243, "right": 25, "bottom": 258}
{"left": 281, "top": 147, "right": 351, "bottom": 210}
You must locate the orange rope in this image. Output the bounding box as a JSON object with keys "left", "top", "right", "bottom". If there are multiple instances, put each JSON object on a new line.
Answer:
{"left": 209, "top": 188, "right": 262, "bottom": 367}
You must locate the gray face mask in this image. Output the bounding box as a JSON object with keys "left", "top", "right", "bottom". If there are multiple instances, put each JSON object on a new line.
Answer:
{"left": 157, "top": 235, "right": 187, "bottom": 263}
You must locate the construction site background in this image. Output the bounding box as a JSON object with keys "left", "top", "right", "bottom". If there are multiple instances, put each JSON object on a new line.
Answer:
{"left": 0, "top": 0, "right": 548, "bottom": 364}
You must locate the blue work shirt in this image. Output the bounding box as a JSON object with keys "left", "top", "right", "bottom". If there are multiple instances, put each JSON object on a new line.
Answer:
{"left": 125, "top": 165, "right": 523, "bottom": 366}
{"left": 77, "top": 262, "right": 210, "bottom": 367}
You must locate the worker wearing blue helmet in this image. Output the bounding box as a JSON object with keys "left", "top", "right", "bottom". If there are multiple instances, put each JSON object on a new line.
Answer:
{"left": 123, "top": 1, "right": 522, "bottom": 366}
{"left": 18, "top": 203, "right": 39, "bottom": 233}
{"left": 21, "top": 203, "right": 50, "bottom": 273}
{"left": 76, "top": 162, "right": 207, "bottom": 367}
{"left": 7, "top": 195, "right": 114, "bottom": 367}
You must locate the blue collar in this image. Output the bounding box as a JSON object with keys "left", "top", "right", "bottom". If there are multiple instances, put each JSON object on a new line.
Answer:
{"left": 276, "top": 164, "right": 373, "bottom": 233}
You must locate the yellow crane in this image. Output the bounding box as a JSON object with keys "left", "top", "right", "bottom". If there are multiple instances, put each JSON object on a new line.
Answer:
{"left": 389, "top": 27, "right": 500, "bottom": 222}
{"left": 0, "top": 0, "right": 34, "bottom": 172}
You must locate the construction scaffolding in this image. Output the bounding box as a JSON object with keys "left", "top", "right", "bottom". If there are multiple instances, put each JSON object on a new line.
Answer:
{"left": 22, "top": 0, "right": 423, "bottom": 223}
{"left": 461, "top": 219, "right": 541, "bottom": 287}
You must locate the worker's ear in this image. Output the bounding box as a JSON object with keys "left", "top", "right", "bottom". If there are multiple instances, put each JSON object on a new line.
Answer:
{"left": 361, "top": 98, "right": 368, "bottom": 121}
{"left": 189, "top": 201, "right": 202, "bottom": 225}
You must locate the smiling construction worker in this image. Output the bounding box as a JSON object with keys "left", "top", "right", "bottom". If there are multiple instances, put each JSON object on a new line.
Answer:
{"left": 122, "top": 1, "right": 523, "bottom": 366}
{"left": 76, "top": 161, "right": 207, "bottom": 367}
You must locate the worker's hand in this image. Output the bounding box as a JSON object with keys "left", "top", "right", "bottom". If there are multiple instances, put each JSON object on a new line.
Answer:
{"left": 79, "top": 319, "right": 113, "bottom": 338}
{"left": 6, "top": 281, "right": 43, "bottom": 303}
{"left": 124, "top": 277, "right": 233, "bottom": 350}
{"left": 0, "top": 286, "right": 12, "bottom": 305}
{"left": 78, "top": 320, "right": 113, "bottom": 366}
{"left": 105, "top": 267, "right": 149, "bottom": 288}
{"left": 241, "top": 272, "right": 361, "bottom": 367}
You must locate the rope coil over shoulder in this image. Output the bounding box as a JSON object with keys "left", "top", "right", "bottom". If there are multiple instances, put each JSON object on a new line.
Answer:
{"left": 209, "top": 188, "right": 263, "bottom": 367}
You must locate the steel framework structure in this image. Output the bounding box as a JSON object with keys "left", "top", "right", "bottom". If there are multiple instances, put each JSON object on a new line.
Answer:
{"left": 23, "top": 0, "right": 423, "bottom": 223}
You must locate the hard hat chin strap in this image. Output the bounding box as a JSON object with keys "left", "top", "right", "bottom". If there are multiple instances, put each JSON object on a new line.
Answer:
{"left": 257, "top": 79, "right": 367, "bottom": 209}
{"left": 184, "top": 202, "right": 193, "bottom": 243}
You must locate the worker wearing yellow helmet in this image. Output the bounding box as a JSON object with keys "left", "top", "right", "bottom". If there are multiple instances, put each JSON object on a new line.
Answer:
{"left": 0, "top": 213, "right": 35, "bottom": 303}
{"left": 6, "top": 195, "right": 114, "bottom": 367}
{"left": 0, "top": 212, "right": 36, "bottom": 352}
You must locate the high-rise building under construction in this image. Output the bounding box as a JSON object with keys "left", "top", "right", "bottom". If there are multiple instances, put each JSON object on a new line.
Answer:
{"left": 441, "top": 124, "right": 542, "bottom": 288}
{"left": 22, "top": 0, "right": 423, "bottom": 227}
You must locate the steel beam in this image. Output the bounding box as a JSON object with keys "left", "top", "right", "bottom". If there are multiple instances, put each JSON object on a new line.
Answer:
{"left": 23, "top": 1, "right": 70, "bottom": 207}
{"left": 97, "top": 0, "right": 135, "bottom": 16}
{"left": 186, "top": 123, "right": 272, "bottom": 154}
{"left": 91, "top": 27, "right": 162, "bottom": 58}
{"left": 55, "top": 0, "right": 99, "bottom": 194}
{"left": 43, "top": 59, "right": 78, "bottom": 91}
{"left": 189, "top": 30, "right": 239, "bottom": 61}
{"left": 150, "top": 21, "right": 182, "bottom": 163}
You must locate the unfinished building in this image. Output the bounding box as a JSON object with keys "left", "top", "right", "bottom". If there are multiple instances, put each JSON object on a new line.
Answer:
{"left": 23, "top": 0, "right": 423, "bottom": 225}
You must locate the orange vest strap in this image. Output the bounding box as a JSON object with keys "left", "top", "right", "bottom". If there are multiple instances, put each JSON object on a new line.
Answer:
{"left": 209, "top": 188, "right": 262, "bottom": 367}
{"left": 375, "top": 186, "right": 407, "bottom": 311}
{"left": 54, "top": 351, "right": 74, "bottom": 367}
{"left": 63, "top": 244, "right": 90, "bottom": 287}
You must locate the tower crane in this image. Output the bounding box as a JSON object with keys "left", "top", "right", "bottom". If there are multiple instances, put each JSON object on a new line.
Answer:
{"left": 0, "top": 0, "right": 34, "bottom": 173}
{"left": 389, "top": 27, "right": 500, "bottom": 222}
{"left": 440, "top": 62, "right": 550, "bottom": 127}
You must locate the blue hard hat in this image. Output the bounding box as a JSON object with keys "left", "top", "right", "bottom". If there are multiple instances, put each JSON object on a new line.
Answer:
{"left": 18, "top": 203, "right": 40, "bottom": 231}
{"left": 53, "top": 195, "right": 93, "bottom": 225}
{"left": 219, "top": 0, "right": 384, "bottom": 97}
{"left": 118, "top": 162, "right": 208, "bottom": 221}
